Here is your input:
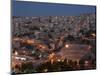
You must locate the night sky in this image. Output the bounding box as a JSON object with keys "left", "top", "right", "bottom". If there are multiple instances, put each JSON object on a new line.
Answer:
{"left": 12, "top": 0, "right": 96, "bottom": 16}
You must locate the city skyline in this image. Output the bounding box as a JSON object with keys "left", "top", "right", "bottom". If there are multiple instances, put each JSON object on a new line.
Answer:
{"left": 11, "top": 1, "right": 96, "bottom": 74}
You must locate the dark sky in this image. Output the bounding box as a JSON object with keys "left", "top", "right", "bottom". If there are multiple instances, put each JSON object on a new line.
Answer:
{"left": 12, "top": 1, "right": 96, "bottom": 16}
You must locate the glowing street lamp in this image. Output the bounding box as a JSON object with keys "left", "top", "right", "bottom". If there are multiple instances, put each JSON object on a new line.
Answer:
{"left": 65, "top": 44, "right": 69, "bottom": 48}
{"left": 84, "top": 60, "right": 89, "bottom": 67}
{"left": 91, "top": 33, "right": 96, "bottom": 37}
{"left": 85, "top": 61, "right": 89, "bottom": 64}
{"left": 57, "top": 59, "right": 61, "bottom": 62}
{"left": 43, "top": 68, "right": 48, "bottom": 72}
{"left": 15, "top": 51, "right": 18, "bottom": 55}
{"left": 88, "top": 45, "right": 91, "bottom": 50}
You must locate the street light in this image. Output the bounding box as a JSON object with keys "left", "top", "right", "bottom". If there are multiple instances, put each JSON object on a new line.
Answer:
{"left": 15, "top": 51, "right": 18, "bottom": 55}
{"left": 91, "top": 33, "right": 96, "bottom": 37}
{"left": 57, "top": 59, "right": 61, "bottom": 62}
{"left": 88, "top": 45, "right": 91, "bottom": 50}
{"left": 65, "top": 44, "right": 69, "bottom": 48}
{"left": 43, "top": 68, "right": 48, "bottom": 72}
